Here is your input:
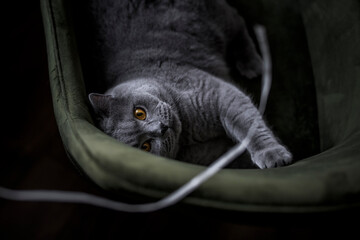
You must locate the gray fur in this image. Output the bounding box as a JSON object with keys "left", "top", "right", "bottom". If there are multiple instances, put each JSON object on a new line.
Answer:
{"left": 88, "top": 0, "right": 292, "bottom": 168}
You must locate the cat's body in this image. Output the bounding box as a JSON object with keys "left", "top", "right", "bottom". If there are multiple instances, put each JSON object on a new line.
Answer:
{"left": 88, "top": 0, "right": 292, "bottom": 168}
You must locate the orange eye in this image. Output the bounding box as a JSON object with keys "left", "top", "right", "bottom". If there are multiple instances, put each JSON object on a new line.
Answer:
{"left": 141, "top": 141, "right": 151, "bottom": 152}
{"left": 134, "top": 108, "right": 146, "bottom": 120}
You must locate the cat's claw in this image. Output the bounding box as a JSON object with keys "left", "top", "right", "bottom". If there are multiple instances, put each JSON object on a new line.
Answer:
{"left": 252, "top": 146, "right": 293, "bottom": 169}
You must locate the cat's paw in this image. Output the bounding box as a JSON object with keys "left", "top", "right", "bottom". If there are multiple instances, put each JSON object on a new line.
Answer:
{"left": 236, "top": 56, "right": 263, "bottom": 79}
{"left": 252, "top": 146, "right": 293, "bottom": 169}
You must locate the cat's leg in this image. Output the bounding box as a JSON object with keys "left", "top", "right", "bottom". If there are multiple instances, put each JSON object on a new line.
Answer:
{"left": 232, "top": 30, "right": 263, "bottom": 79}
{"left": 207, "top": 0, "right": 262, "bottom": 78}
{"left": 227, "top": 13, "right": 263, "bottom": 79}
{"left": 219, "top": 88, "right": 292, "bottom": 168}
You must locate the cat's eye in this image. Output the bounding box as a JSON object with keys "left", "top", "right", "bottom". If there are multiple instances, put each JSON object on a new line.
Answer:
{"left": 134, "top": 107, "right": 146, "bottom": 120}
{"left": 141, "top": 141, "right": 151, "bottom": 152}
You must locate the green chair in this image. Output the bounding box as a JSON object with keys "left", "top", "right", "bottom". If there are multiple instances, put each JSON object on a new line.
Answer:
{"left": 40, "top": 0, "right": 360, "bottom": 212}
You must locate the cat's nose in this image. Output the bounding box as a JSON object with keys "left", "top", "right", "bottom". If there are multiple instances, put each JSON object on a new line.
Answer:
{"left": 148, "top": 121, "right": 168, "bottom": 137}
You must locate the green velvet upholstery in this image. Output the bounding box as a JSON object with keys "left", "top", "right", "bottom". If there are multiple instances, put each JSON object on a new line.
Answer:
{"left": 40, "top": 0, "right": 360, "bottom": 212}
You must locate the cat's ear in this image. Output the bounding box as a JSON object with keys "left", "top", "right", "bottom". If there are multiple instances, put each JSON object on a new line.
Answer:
{"left": 88, "top": 93, "right": 113, "bottom": 117}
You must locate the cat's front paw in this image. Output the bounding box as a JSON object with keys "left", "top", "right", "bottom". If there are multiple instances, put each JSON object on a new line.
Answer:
{"left": 252, "top": 146, "right": 292, "bottom": 169}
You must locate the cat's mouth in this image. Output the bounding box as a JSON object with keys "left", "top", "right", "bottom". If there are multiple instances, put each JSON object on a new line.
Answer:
{"left": 160, "top": 127, "right": 179, "bottom": 159}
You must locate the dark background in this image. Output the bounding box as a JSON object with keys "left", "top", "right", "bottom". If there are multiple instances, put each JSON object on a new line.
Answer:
{"left": 0, "top": 1, "right": 358, "bottom": 239}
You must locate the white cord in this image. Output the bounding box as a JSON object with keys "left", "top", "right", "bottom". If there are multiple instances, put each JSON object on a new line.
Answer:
{"left": 254, "top": 25, "right": 272, "bottom": 115}
{"left": 0, "top": 25, "right": 271, "bottom": 212}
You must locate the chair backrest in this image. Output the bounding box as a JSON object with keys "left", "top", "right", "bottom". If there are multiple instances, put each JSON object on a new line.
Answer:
{"left": 301, "top": 0, "right": 360, "bottom": 150}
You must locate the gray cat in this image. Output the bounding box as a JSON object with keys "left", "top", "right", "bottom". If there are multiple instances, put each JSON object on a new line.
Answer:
{"left": 88, "top": 0, "right": 292, "bottom": 168}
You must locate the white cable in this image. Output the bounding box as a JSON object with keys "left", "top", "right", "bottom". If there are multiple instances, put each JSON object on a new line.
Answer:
{"left": 0, "top": 25, "right": 271, "bottom": 212}
{"left": 254, "top": 25, "right": 272, "bottom": 115}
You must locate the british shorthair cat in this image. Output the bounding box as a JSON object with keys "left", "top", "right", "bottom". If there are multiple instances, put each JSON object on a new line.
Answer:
{"left": 88, "top": 0, "right": 292, "bottom": 168}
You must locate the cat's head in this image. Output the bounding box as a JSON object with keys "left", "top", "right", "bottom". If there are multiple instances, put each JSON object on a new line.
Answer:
{"left": 88, "top": 80, "right": 181, "bottom": 159}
